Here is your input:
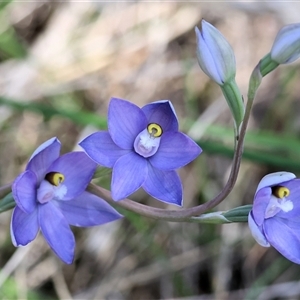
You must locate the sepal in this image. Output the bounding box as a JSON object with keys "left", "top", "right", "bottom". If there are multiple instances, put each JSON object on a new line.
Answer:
{"left": 190, "top": 205, "right": 252, "bottom": 224}
{"left": 191, "top": 211, "right": 231, "bottom": 224}
{"left": 222, "top": 204, "right": 252, "bottom": 223}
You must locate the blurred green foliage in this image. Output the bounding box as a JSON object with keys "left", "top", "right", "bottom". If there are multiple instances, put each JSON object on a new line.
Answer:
{"left": 0, "top": 0, "right": 26, "bottom": 59}
{"left": 0, "top": 276, "right": 55, "bottom": 300}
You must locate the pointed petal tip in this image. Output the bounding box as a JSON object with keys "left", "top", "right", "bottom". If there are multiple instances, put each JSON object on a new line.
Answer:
{"left": 110, "top": 96, "right": 129, "bottom": 104}
{"left": 248, "top": 212, "right": 270, "bottom": 247}
{"left": 63, "top": 254, "right": 74, "bottom": 264}
{"left": 54, "top": 191, "right": 123, "bottom": 227}
{"left": 111, "top": 192, "right": 124, "bottom": 201}
{"left": 28, "top": 137, "right": 60, "bottom": 162}
{"left": 143, "top": 167, "right": 183, "bottom": 206}
{"left": 167, "top": 196, "right": 183, "bottom": 207}
{"left": 147, "top": 191, "right": 183, "bottom": 207}
{"left": 111, "top": 186, "right": 140, "bottom": 202}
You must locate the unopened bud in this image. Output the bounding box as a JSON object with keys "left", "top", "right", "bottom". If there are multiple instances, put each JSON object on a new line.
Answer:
{"left": 195, "top": 20, "right": 236, "bottom": 85}
{"left": 271, "top": 23, "right": 300, "bottom": 64}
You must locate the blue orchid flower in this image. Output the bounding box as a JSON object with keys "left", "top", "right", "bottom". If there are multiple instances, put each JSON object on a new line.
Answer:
{"left": 248, "top": 171, "right": 300, "bottom": 264}
{"left": 79, "top": 98, "right": 202, "bottom": 206}
{"left": 11, "top": 137, "right": 122, "bottom": 264}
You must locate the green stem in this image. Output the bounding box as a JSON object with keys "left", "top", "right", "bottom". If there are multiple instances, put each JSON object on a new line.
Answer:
{"left": 0, "top": 193, "right": 15, "bottom": 213}
{"left": 0, "top": 183, "right": 11, "bottom": 199}
{"left": 259, "top": 53, "right": 279, "bottom": 77}
{"left": 221, "top": 79, "right": 245, "bottom": 139}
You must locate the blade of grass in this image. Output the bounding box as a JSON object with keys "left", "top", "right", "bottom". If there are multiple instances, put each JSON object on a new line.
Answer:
{"left": 0, "top": 97, "right": 107, "bottom": 129}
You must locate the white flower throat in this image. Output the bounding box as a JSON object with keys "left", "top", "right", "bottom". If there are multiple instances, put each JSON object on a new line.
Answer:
{"left": 134, "top": 123, "right": 163, "bottom": 158}
{"left": 37, "top": 172, "right": 67, "bottom": 204}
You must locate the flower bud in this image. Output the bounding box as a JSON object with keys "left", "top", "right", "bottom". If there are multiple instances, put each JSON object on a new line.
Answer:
{"left": 195, "top": 20, "right": 236, "bottom": 85}
{"left": 271, "top": 23, "right": 300, "bottom": 64}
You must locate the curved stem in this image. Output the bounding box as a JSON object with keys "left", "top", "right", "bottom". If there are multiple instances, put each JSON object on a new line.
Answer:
{"left": 88, "top": 184, "right": 192, "bottom": 222}
{"left": 89, "top": 95, "right": 254, "bottom": 221}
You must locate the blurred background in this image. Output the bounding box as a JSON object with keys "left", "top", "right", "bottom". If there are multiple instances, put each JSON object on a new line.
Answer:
{"left": 0, "top": 1, "right": 300, "bottom": 299}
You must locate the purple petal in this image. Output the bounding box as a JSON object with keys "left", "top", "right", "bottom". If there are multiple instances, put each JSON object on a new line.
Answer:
{"left": 142, "top": 100, "right": 179, "bottom": 132}
{"left": 111, "top": 152, "right": 147, "bottom": 200}
{"left": 108, "top": 98, "right": 147, "bottom": 149}
{"left": 12, "top": 170, "right": 37, "bottom": 214}
{"left": 276, "top": 179, "right": 300, "bottom": 219}
{"left": 53, "top": 191, "right": 122, "bottom": 227}
{"left": 248, "top": 211, "right": 270, "bottom": 247}
{"left": 47, "top": 152, "right": 96, "bottom": 200}
{"left": 143, "top": 165, "right": 183, "bottom": 206}
{"left": 10, "top": 206, "right": 39, "bottom": 246}
{"left": 149, "top": 132, "right": 201, "bottom": 170}
{"left": 79, "top": 131, "right": 130, "bottom": 167}
{"left": 264, "top": 217, "right": 300, "bottom": 264}
{"left": 252, "top": 187, "right": 272, "bottom": 226}
{"left": 39, "top": 202, "right": 75, "bottom": 264}
{"left": 26, "top": 137, "right": 61, "bottom": 183}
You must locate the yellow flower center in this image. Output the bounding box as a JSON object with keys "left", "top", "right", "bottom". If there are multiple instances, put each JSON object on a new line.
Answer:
{"left": 45, "top": 172, "right": 65, "bottom": 186}
{"left": 272, "top": 186, "right": 290, "bottom": 199}
{"left": 147, "top": 123, "right": 163, "bottom": 137}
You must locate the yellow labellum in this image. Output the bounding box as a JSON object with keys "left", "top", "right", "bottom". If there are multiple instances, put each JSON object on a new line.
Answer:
{"left": 45, "top": 172, "right": 65, "bottom": 186}
{"left": 272, "top": 186, "right": 290, "bottom": 198}
{"left": 147, "top": 123, "right": 163, "bottom": 137}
